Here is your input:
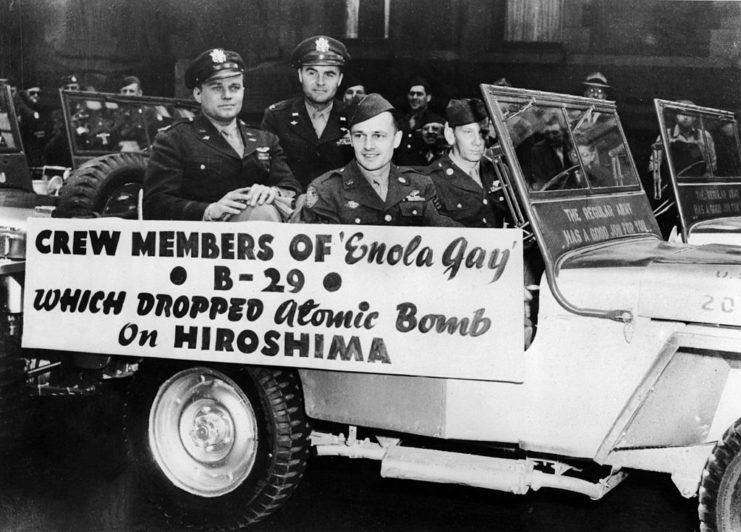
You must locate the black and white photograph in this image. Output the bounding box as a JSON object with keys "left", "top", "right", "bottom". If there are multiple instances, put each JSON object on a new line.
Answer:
{"left": 1, "top": 0, "right": 741, "bottom": 530}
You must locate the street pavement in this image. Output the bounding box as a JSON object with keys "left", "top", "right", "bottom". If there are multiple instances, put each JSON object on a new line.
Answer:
{"left": 0, "top": 394, "right": 699, "bottom": 531}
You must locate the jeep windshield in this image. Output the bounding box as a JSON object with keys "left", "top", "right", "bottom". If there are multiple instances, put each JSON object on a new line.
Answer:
{"left": 60, "top": 90, "right": 199, "bottom": 169}
{"left": 653, "top": 99, "right": 741, "bottom": 242}
{"left": 481, "top": 85, "right": 660, "bottom": 262}
{"left": 481, "top": 85, "right": 662, "bottom": 321}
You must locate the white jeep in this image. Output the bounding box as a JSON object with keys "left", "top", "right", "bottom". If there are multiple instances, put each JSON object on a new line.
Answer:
{"left": 10, "top": 84, "right": 741, "bottom": 532}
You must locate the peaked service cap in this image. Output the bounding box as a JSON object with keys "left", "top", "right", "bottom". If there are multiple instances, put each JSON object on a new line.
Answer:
{"left": 185, "top": 48, "right": 245, "bottom": 89}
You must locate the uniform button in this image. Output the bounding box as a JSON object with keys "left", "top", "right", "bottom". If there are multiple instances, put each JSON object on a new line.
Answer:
{"left": 384, "top": 214, "right": 392, "bottom": 222}
{"left": 406, "top": 144, "right": 412, "bottom": 149}
{"left": 499, "top": 196, "right": 504, "bottom": 201}
{"left": 483, "top": 198, "right": 489, "bottom": 205}
{"left": 482, "top": 218, "right": 488, "bottom": 224}
{"left": 354, "top": 218, "right": 361, "bottom": 224}
{"left": 457, "top": 203, "right": 462, "bottom": 209}
{"left": 200, "top": 164, "right": 206, "bottom": 170}
{"left": 412, "top": 209, "right": 418, "bottom": 215}
{"left": 446, "top": 169, "right": 454, "bottom": 176}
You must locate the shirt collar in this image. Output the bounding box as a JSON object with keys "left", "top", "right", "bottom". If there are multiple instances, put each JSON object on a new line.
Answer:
{"left": 305, "top": 100, "right": 333, "bottom": 120}
{"left": 448, "top": 150, "right": 479, "bottom": 175}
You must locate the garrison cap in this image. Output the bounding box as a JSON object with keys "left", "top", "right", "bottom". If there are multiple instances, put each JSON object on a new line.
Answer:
{"left": 582, "top": 72, "right": 610, "bottom": 89}
{"left": 185, "top": 48, "right": 245, "bottom": 89}
{"left": 292, "top": 35, "right": 350, "bottom": 68}
{"left": 446, "top": 98, "right": 488, "bottom": 128}
{"left": 347, "top": 93, "right": 395, "bottom": 128}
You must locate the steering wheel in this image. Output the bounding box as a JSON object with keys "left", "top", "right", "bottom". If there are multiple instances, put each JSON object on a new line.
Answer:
{"left": 677, "top": 159, "right": 706, "bottom": 177}
{"left": 539, "top": 165, "right": 579, "bottom": 191}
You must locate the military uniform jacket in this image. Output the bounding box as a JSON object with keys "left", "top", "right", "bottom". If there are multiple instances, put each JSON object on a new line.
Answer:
{"left": 425, "top": 154, "right": 510, "bottom": 228}
{"left": 261, "top": 97, "right": 353, "bottom": 190}
{"left": 144, "top": 114, "right": 301, "bottom": 220}
{"left": 301, "top": 161, "right": 461, "bottom": 227}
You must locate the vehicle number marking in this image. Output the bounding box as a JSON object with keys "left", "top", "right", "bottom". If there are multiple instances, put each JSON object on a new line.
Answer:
{"left": 701, "top": 294, "right": 736, "bottom": 313}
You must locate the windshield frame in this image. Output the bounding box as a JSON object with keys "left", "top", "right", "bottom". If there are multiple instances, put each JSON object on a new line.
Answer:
{"left": 59, "top": 90, "right": 200, "bottom": 169}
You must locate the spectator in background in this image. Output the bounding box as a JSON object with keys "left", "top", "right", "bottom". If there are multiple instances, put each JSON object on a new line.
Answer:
{"left": 582, "top": 72, "right": 610, "bottom": 100}
{"left": 17, "top": 83, "right": 49, "bottom": 166}
{"left": 340, "top": 72, "right": 366, "bottom": 105}
{"left": 394, "top": 76, "right": 444, "bottom": 167}
{"left": 419, "top": 115, "right": 448, "bottom": 165}
{"left": 59, "top": 74, "right": 80, "bottom": 92}
{"left": 261, "top": 35, "right": 354, "bottom": 190}
{"left": 119, "top": 75, "right": 143, "bottom": 96}
{"left": 649, "top": 100, "right": 717, "bottom": 178}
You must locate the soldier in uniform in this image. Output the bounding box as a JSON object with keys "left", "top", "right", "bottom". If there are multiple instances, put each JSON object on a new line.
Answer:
{"left": 393, "top": 76, "right": 444, "bottom": 168}
{"left": 144, "top": 48, "right": 301, "bottom": 221}
{"left": 261, "top": 35, "right": 353, "bottom": 190}
{"left": 301, "top": 93, "right": 458, "bottom": 227}
{"left": 424, "top": 98, "right": 510, "bottom": 228}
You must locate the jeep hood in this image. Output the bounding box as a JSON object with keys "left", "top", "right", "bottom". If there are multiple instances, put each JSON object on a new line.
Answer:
{"left": 688, "top": 216, "right": 741, "bottom": 246}
{"left": 558, "top": 236, "right": 741, "bottom": 327}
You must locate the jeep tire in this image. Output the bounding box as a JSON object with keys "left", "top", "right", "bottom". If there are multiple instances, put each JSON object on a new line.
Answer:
{"left": 125, "top": 362, "right": 310, "bottom": 531}
{"left": 698, "top": 418, "right": 741, "bottom": 532}
{"left": 56, "top": 152, "right": 147, "bottom": 219}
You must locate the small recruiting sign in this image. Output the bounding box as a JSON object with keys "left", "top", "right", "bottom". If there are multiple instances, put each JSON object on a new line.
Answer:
{"left": 23, "top": 219, "right": 524, "bottom": 381}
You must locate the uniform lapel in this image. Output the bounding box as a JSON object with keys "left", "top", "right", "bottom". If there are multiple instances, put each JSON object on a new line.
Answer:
{"left": 318, "top": 100, "right": 347, "bottom": 144}
{"left": 194, "top": 115, "right": 241, "bottom": 160}
{"left": 238, "top": 120, "right": 259, "bottom": 158}
{"left": 443, "top": 156, "right": 482, "bottom": 194}
{"left": 342, "top": 161, "right": 385, "bottom": 211}
{"left": 384, "top": 165, "right": 416, "bottom": 208}
{"left": 290, "top": 99, "right": 322, "bottom": 145}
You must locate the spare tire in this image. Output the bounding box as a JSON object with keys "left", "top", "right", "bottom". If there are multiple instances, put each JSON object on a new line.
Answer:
{"left": 56, "top": 152, "right": 148, "bottom": 218}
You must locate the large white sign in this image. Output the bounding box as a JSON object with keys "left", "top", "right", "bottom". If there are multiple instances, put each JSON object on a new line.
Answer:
{"left": 23, "top": 219, "right": 524, "bottom": 381}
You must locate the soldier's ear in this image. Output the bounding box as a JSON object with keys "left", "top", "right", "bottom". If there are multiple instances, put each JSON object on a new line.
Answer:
{"left": 443, "top": 123, "right": 455, "bottom": 145}
{"left": 193, "top": 86, "right": 202, "bottom": 103}
{"left": 393, "top": 129, "right": 403, "bottom": 149}
{"left": 425, "top": 93, "right": 432, "bottom": 104}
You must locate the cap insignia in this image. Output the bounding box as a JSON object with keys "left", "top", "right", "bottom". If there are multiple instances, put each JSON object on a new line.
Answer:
{"left": 315, "top": 37, "right": 330, "bottom": 53}
{"left": 347, "top": 201, "right": 359, "bottom": 209}
{"left": 210, "top": 49, "right": 227, "bottom": 64}
{"left": 290, "top": 120, "right": 298, "bottom": 126}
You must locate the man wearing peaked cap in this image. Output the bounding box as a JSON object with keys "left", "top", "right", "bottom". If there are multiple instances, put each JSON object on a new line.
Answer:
{"left": 261, "top": 35, "right": 354, "bottom": 190}
{"left": 423, "top": 98, "right": 510, "bottom": 228}
{"left": 144, "top": 47, "right": 300, "bottom": 221}
{"left": 299, "top": 93, "right": 459, "bottom": 227}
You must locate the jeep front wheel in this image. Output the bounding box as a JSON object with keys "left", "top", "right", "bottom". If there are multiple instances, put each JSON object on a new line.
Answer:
{"left": 698, "top": 418, "right": 741, "bottom": 532}
{"left": 125, "top": 362, "right": 310, "bottom": 531}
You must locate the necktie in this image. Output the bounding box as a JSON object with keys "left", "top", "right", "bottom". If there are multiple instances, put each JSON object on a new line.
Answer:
{"left": 221, "top": 129, "right": 243, "bottom": 158}
{"left": 470, "top": 165, "right": 482, "bottom": 187}
{"left": 312, "top": 111, "right": 327, "bottom": 138}
{"left": 372, "top": 179, "right": 388, "bottom": 201}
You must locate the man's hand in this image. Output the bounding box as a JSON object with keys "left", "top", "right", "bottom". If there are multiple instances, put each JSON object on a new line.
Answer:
{"left": 203, "top": 187, "right": 253, "bottom": 221}
{"left": 243, "top": 184, "right": 278, "bottom": 206}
